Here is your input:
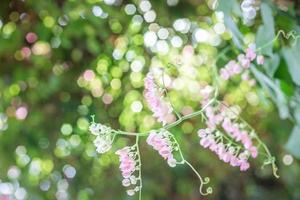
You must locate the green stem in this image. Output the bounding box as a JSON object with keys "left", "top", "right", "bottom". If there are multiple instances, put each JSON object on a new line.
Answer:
{"left": 114, "top": 98, "right": 215, "bottom": 137}
{"left": 168, "top": 134, "right": 185, "bottom": 164}
{"left": 184, "top": 160, "right": 213, "bottom": 196}
{"left": 161, "top": 68, "right": 181, "bottom": 119}
{"left": 115, "top": 130, "right": 147, "bottom": 137}
{"left": 135, "top": 136, "right": 143, "bottom": 200}
{"left": 164, "top": 98, "right": 216, "bottom": 130}
{"left": 255, "top": 30, "right": 300, "bottom": 52}
{"left": 167, "top": 131, "right": 212, "bottom": 195}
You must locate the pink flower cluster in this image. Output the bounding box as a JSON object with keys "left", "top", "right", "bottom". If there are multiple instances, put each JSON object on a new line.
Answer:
{"left": 116, "top": 147, "right": 140, "bottom": 196}
{"left": 116, "top": 147, "right": 137, "bottom": 179}
{"left": 144, "top": 72, "right": 173, "bottom": 125}
{"left": 146, "top": 130, "right": 177, "bottom": 167}
{"left": 220, "top": 47, "right": 264, "bottom": 81}
{"left": 222, "top": 118, "right": 258, "bottom": 158}
{"left": 198, "top": 104, "right": 258, "bottom": 171}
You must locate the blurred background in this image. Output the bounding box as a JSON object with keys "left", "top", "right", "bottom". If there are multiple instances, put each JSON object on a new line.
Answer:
{"left": 0, "top": 0, "right": 300, "bottom": 199}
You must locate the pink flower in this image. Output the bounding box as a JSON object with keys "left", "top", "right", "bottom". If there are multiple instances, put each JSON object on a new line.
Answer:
{"left": 200, "top": 85, "right": 214, "bottom": 100}
{"left": 147, "top": 129, "right": 178, "bottom": 167}
{"left": 238, "top": 54, "right": 251, "bottom": 68}
{"left": 197, "top": 129, "right": 207, "bottom": 138}
{"left": 221, "top": 152, "right": 231, "bottom": 163}
{"left": 200, "top": 137, "right": 211, "bottom": 148}
{"left": 230, "top": 156, "right": 240, "bottom": 167}
{"left": 144, "top": 73, "right": 173, "bottom": 125}
{"left": 239, "top": 161, "right": 250, "bottom": 171}
{"left": 116, "top": 146, "right": 142, "bottom": 196}
{"left": 222, "top": 118, "right": 234, "bottom": 133}
{"left": 256, "top": 55, "right": 264, "bottom": 65}
{"left": 225, "top": 61, "right": 242, "bottom": 75}
{"left": 116, "top": 147, "right": 136, "bottom": 178}
{"left": 209, "top": 142, "right": 218, "bottom": 151}
{"left": 159, "top": 146, "right": 172, "bottom": 159}
{"left": 231, "top": 63, "right": 242, "bottom": 74}
{"left": 249, "top": 146, "right": 258, "bottom": 158}
{"left": 220, "top": 68, "right": 230, "bottom": 80}
{"left": 197, "top": 103, "right": 261, "bottom": 172}
{"left": 218, "top": 46, "right": 260, "bottom": 81}
{"left": 246, "top": 48, "right": 256, "bottom": 61}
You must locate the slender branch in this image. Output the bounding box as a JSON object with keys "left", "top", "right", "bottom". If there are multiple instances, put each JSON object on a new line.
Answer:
{"left": 184, "top": 160, "right": 213, "bottom": 195}
{"left": 113, "top": 98, "right": 216, "bottom": 137}
{"left": 255, "top": 30, "right": 300, "bottom": 53}
{"left": 115, "top": 130, "right": 147, "bottom": 137}
{"left": 164, "top": 98, "right": 216, "bottom": 130}
{"left": 215, "top": 46, "right": 231, "bottom": 63}
{"left": 167, "top": 130, "right": 212, "bottom": 195}
{"left": 135, "top": 136, "right": 143, "bottom": 200}
{"left": 168, "top": 133, "right": 186, "bottom": 164}
{"left": 161, "top": 68, "right": 181, "bottom": 119}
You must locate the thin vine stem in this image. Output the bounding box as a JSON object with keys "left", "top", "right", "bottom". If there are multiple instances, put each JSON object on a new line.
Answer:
{"left": 168, "top": 133, "right": 185, "bottom": 164}
{"left": 184, "top": 160, "right": 213, "bottom": 195}
{"left": 114, "top": 130, "right": 147, "bottom": 137}
{"left": 255, "top": 30, "right": 300, "bottom": 52}
{"left": 164, "top": 98, "right": 216, "bottom": 130}
{"left": 161, "top": 68, "right": 182, "bottom": 119}
{"left": 114, "top": 98, "right": 216, "bottom": 137}
{"left": 135, "top": 136, "right": 143, "bottom": 200}
{"left": 167, "top": 129, "right": 212, "bottom": 195}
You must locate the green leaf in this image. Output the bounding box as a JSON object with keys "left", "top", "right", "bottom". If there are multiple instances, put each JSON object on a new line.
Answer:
{"left": 218, "top": 0, "right": 243, "bottom": 49}
{"left": 285, "top": 125, "right": 300, "bottom": 159}
{"left": 294, "top": 105, "right": 300, "bottom": 124}
{"left": 281, "top": 43, "right": 300, "bottom": 86}
{"left": 256, "top": 3, "right": 275, "bottom": 56}
{"left": 251, "top": 67, "right": 290, "bottom": 119}
{"left": 264, "top": 53, "right": 280, "bottom": 77}
{"left": 217, "top": 0, "right": 234, "bottom": 13}
{"left": 279, "top": 80, "right": 294, "bottom": 97}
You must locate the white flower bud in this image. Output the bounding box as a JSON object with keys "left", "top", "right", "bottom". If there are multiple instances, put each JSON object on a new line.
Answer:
{"left": 167, "top": 157, "right": 177, "bottom": 167}
{"left": 243, "top": 8, "right": 257, "bottom": 20}
{"left": 89, "top": 123, "right": 101, "bottom": 135}
{"left": 122, "top": 179, "right": 131, "bottom": 187}
{"left": 241, "top": 0, "right": 259, "bottom": 26}
{"left": 127, "top": 189, "right": 135, "bottom": 196}
{"left": 130, "top": 176, "right": 137, "bottom": 185}
{"left": 93, "top": 136, "right": 112, "bottom": 154}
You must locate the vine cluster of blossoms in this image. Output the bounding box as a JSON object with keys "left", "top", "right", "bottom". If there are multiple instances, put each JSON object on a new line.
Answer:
{"left": 144, "top": 73, "right": 173, "bottom": 125}
{"left": 146, "top": 129, "right": 180, "bottom": 168}
{"left": 88, "top": 62, "right": 279, "bottom": 199}
{"left": 199, "top": 102, "right": 259, "bottom": 171}
{"left": 197, "top": 80, "right": 260, "bottom": 172}
{"left": 116, "top": 144, "right": 142, "bottom": 197}
{"left": 219, "top": 45, "right": 264, "bottom": 84}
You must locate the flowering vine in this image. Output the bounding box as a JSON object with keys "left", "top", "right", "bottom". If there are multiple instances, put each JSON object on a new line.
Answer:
{"left": 198, "top": 100, "right": 279, "bottom": 175}
{"left": 88, "top": 59, "right": 280, "bottom": 199}
{"left": 219, "top": 45, "right": 264, "bottom": 83}
{"left": 84, "top": 4, "right": 300, "bottom": 198}
{"left": 144, "top": 72, "right": 173, "bottom": 125}
{"left": 115, "top": 137, "right": 142, "bottom": 198}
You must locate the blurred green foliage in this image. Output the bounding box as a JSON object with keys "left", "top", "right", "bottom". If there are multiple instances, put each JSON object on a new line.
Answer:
{"left": 0, "top": 0, "right": 300, "bottom": 199}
